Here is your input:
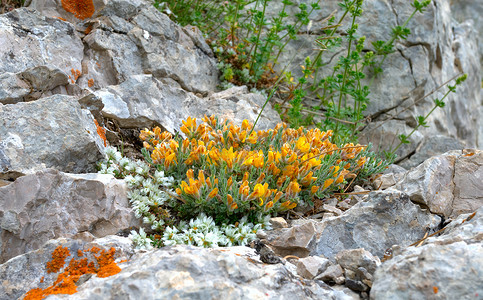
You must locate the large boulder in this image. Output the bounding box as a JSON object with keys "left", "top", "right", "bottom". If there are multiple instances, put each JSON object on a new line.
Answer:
{"left": 0, "top": 94, "right": 105, "bottom": 180}
{"left": 0, "top": 169, "right": 140, "bottom": 263}
{"left": 371, "top": 207, "right": 483, "bottom": 299}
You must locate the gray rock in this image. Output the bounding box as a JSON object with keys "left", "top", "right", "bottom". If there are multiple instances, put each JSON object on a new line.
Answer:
{"left": 296, "top": 256, "right": 330, "bottom": 280}
{"left": 395, "top": 149, "right": 483, "bottom": 218}
{"left": 0, "top": 235, "right": 133, "bottom": 300}
{"left": 315, "top": 264, "right": 345, "bottom": 285}
{"left": 30, "top": 244, "right": 355, "bottom": 300}
{"left": 371, "top": 206, "right": 483, "bottom": 299}
{"left": 372, "top": 164, "right": 407, "bottom": 190}
{"left": 335, "top": 248, "right": 380, "bottom": 288}
{"left": 0, "top": 72, "right": 30, "bottom": 104}
{"left": 0, "top": 169, "right": 140, "bottom": 263}
{"left": 95, "top": 75, "right": 281, "bottom": 134}
{"left": 261, "top": 0, "right": 481, "bottom": 149}
{"left": 400, "top": 135, "right": 465, "bottom": 169}
{"left": 0, "top": 8, "right": 83, "bottom": 80}
{"left": 263, "top": 220, "right": 318, "bottom": 258}
{"left": 313, "top": 190, "right": 441, "bottom": 260}
{"left": 0, "top": 95, "right": 105, "bottom": 179}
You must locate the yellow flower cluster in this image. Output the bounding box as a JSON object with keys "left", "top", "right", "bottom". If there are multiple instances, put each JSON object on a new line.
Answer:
{"left": 140, "top": 116, "right": 367, "bottom": 218}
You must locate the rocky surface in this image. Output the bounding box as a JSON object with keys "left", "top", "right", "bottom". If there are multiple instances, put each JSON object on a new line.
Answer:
{"left": 264, "top": 0, "right": 482, "bottom": 153}
{"left": 371, "top": 206, "right": 483, "bottom": 299}
{"left": 0, "top": 168, "right": 140, "bottom": 263}
{"left": 0, "top": 95, "right": 105, "bottom": 180}
{"left": 393, "top": 149, "right": 483, "bottom": 218}
{"left": 0, "top": 0, "right": 481, "bottom": 299}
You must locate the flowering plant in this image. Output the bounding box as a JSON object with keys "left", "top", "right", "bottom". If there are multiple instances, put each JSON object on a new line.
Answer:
{"left": 100, "top": 115, "right": 388, "bottom": 249}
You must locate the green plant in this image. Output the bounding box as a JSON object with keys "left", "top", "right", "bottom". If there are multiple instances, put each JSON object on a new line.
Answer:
{"left": 99, "top": 116, "right": 391, "bottom": 249}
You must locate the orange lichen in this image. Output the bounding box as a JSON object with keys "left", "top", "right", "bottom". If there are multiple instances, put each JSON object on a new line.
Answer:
{"left": 93, "top": 119, "right": 107, "bottom": 147}
{"left": 88, "top": 78, "right": 95, "bottom": 87}
{"left": 46, "top": 246, "right": 70, "bottom": 273}
{"left": 61, "top": 0, "right": 95, "bottom": 20}
{"left": 24, "top": 246, "right": 122, "bottom": 300}
{"left": 54, "top": 16, "right": 67, "bottom": 21}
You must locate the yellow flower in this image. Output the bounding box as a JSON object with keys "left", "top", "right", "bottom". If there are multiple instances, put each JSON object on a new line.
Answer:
{"left": 311, "top": 185, "right": 319, "bottom": 194}
{"left": 227, "top": 176, "right": 233, "bottom": 188}
{"left": 272, "top": 191, "right": 283, "bottom": 203}
{"left": 281, "top": 200, "right": 297, "bottom": 210}
{"left": 164, "top": 152, "right": 177, "bottom": 168}
{"left": 250, "top": 183, "right": 269, "bottom": 200}
{"left": 207, "top": 188, "right": 218, "bottom": 199}
{"left": 258, "top": 198, "right": 264, "bottom": 206}
{"left": 296, "top": 136, "right": 310, "bottom": 153}
{"left": 323, "top": 178, "right": 334, "bottom": 190}
{"left": 247, "top": 131, "right": 258, "bottom": 144}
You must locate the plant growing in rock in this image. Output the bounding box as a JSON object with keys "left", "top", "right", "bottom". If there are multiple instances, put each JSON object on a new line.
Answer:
{"left": 99, "top": 116, "right": 390, "bottom": 249}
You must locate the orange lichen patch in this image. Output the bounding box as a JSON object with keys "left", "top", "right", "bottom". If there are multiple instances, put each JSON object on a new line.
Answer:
{"left": 433, "top": 286, "right": 438, "bottom": 294}
{"left": 61, "top": 0, "right": 95, "bottom": 20}
{"left": 46, "top": 246, "right": 70, "bottom": 273}
{"left": 24, "top": 246, "right": 122, "bottom": 300}
{"left": 54, "top": 16, "right": 67, "bottom": 21}
{"left": 94, "top": 119, "right": 107, "bottom": 147}
{"left": 88, "top": 78, "right": 94, "bottom": 87}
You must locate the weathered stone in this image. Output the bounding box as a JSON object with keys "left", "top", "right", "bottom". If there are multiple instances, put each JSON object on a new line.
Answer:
{"left": 0, "top": 8, "right": 83, "bottom": 80}
{"left": 22, "top": 244, "right": 355, "bottom": 300}
{"left": 400, "top": 135, "right": 465, "bottom": 169}
{"left": 19, "top": 65, "right": 70, "bottom": 93}
{"left": 453, "top": 149, "right": 483, "bottom": 217}
{"left": 264, "top": 220, "right": 318, "bottom": 258}
{"left": 335, "top": 248, "right": 380, "bottom": 286}
{"left": 0, "top": 95, "right": 105, "bottom": 179}
{"left": 0, "top": 169, "right": 140, "bottom": 263}
{"left": 262, "top": 0, "right": 481, "bottom": 149}
{"left": 269, "top": 217, "right": 288, "bottom": 229}
{"left": 372, "top": 164, "right": 407, "bottom": 190}
{"left": 95, "top": 75, "right": 281, "bottom": 134}
{"left": 0, "top": 72, "right": 30, "bottom": 104}
{"left": 395, "top": 149, "right": 483, "bottom": 218}
{"left": 296, "top": 256, "right": 330, "bottom": 280}
{"left": 0, "top": 235, "right": 133, "bottom": 300}
{"left": 371, "top": 207, "right": 483, "bottom": 299}
{"left": 313, "top": 190, "right": 441, "bottom": 260}
{"left": 315, "top": 264, "right": 345, "bottom": 285}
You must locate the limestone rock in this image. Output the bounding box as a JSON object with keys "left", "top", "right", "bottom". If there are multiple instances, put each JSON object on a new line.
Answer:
{"left": 400, "top": 135, "right": 465, "bottom": 169}
{"left": 296, "top": 256, "right": 330, "bottom": 280}
{"left": 263, "top": 220, "right": 318, "bottom": 258}
{"left": 0, "top": 235, "right": 133, "bottom": 300}
{"left": 336, "top": 248, "right": 380, "bottom": 290}
{"left": 0, "top": 95, "right": 105, "bottom": 179}
{"left": 21, "top": 244, "right": 355, "bottom": 300}
{"left": 0, "top": 169, "right": 140, "bottom": 263}
{"left": 395, "top": 149, "right": 483, "bottom": 218}
{"left": 95, "top": 75, "right": 281, "bottom": 134}
{"left": 371, "top": 207, "right": 483, "bottom": 299}
{"left": 313, "top": 190, "right": 441, "bottom": 260}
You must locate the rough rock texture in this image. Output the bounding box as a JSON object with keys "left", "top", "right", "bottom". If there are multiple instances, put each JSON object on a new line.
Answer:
{"left": 0, "top": 95, "right": 105, "bottom": 180}
{"left": 95, "top": 75, "right": 281, "bottom": 134}
{"left": 296, "top": 256, "right": 330, "bottom": 280}
{"left": 394, "top": 149, "right": 483, "bottom": 218}
{"left": 262, "top": 220, "right": 318, "bottom": 258}
{"left": 336, "top": 249, "right": 381, "bottom": 291}
{"left": 371, "top": 207, "right": 483, "bottom": 299}
{"left": 0, "top": 235, "right": 134, "bottom": 300}
{"left": 312, "top": 190, "right": 441, "bottom": 260}
{"left": 0, "top": 8, "right": 83, "bottom": 88}
{"left": 8, "top": 240, "right": 357, "bottom": 300}
{"left": 399, "top": 135, "right": 465, "bottom": 169}
{"left": 27, "top": 0, "right": 219, "bottom": 94}
{"left": 0, "top": 169, "right": 140, "bottom": 263}
{"left": 265, "top": 0, "right": 481, "bottom": 150}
